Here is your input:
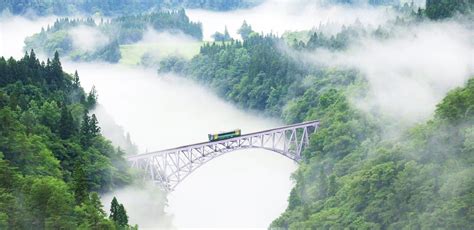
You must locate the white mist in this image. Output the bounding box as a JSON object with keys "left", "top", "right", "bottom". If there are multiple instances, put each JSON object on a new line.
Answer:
{"left": 62, "top": 62, "right": 297, "bottom": 229}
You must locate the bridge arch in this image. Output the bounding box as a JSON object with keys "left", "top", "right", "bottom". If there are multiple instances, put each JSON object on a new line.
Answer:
{"left": 127, "top": 121, "right": 319, "bottom": 191}
{"left": 165, "top": 147, "right": 297, "bottom": 191}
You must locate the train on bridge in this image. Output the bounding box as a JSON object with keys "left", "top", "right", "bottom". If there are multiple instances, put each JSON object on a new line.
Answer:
{"left": 208, "top": 129, "right": 241, "bottom": 141}
{"left": 128, "top": 120, "right": 319, "bottom": 190}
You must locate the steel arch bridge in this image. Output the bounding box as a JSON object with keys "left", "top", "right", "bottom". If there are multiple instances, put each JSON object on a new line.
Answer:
{"left": 127, "top": 120, "right": 319, "bottom": 191}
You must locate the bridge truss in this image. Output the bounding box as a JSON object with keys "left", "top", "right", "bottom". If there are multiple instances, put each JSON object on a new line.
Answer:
{"left": 127, "top": 120, "right": 319, "bottom": 191}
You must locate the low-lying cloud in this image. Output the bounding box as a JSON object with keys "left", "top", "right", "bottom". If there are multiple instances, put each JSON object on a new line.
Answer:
{"left": 135, "top": 28, "right": 201, "bottom": 63}
{"left": 101, "top": 184, "right": 173, "bottom": 229}
{"left": 140, "top": 28, "right": 198, "bottom": 45}
{"left": 187, "top": 0, "right": 399, "bottom": 40}
{"left": 92, "top": 105, "right": 138, "bottom": 155}
{"left": 0, "top": 14, "right": 56, "bottom": 58}
{"left": 69, "top": 25, "right": 110, "bottom": 52}
{"left": 301, "top": 20, "right": 473, "bottom": 127}
{"left": 61, "top": 61, "right": 296, "bottom": 228}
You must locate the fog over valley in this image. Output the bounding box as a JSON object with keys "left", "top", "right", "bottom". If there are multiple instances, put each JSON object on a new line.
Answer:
{"left": 61, "top": 62, "right": 296, "bottom": 228}
{"left": 0, "top": 0, "right": 473, "bottom": 229}
{"left": 294, "top": 19, "right": 474, "bottom": 128}
{"left": 187, "top": 0, "right": 400, "bottom": 40}
{"left": 0, "top": 15, "right": 56, "bottom": 58}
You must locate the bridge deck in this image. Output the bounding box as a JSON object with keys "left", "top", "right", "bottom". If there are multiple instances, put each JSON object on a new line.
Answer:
{"left": 127, "top": 120, "right": 319, "bottom": 161}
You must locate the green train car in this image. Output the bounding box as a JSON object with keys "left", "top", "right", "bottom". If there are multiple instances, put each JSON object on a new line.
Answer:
{"left": 208, "top": 129, "right": 241, "bottom": 141}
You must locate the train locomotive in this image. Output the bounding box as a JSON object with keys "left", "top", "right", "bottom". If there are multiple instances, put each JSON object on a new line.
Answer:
{"left": 208, "top": 129, "right": 241, "bottom": 141}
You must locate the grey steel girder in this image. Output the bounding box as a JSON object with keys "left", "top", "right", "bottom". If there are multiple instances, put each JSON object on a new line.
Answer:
{"left": 127, "top": 120, "right": 319, "bottom": 191}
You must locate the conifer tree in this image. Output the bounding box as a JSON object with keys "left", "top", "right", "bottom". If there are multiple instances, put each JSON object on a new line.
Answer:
{"left": 80, "top": 112, "right": 100, "bottom": 147}
{"left": 73, "top": 163, "right": 88, "bottom": 204}
{"left": 28, "top": 49, "right": 39, "bottom": 68}
{"left": 59, "top": 105, "right": 75, "bottom": 139}
{"left": 90, "top": 114, "right": 101, "bottom": 137}
{"left": 73, "top": 70, "right": 80, "bottom": 88}
{"left": 109, "top": 197, "right": 119, "bottom": 222}
{"left": 80, "top": 112, "right": 91, "bottom": 147}
{"left": 50, "top": 51, "right": 64, "bottom": 88}
{"left": 86, "top": 86, "right": 98, "bottom": 109}
{"left": 237, "top": 20, "right": 253, "bottom": 40}
{"left": 110, "top": 197, "right": 128, "bottom": 227}
{"left": 117, "top": 204, "right": 128, "bottom": 226}
{"left": 224, "top": 26, "right": 231, "bottom": 41}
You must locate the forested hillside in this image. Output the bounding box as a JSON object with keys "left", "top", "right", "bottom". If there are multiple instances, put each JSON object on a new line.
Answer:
{"left": 24, "top": 10, "right": 202, "bottom": 63}
{"left": 0, "top": 0, "right": 259, "bottom": 16}
{"left": 159, "top": 21, "right": 380, "bottom": 116}
{"left": 158, "top": 8, "right": 474, "bottom": 229}
{"left": 0, "top": 51, "right": 134, "bottom": 229}
{"left": 269, "top": 77, "right": 474, "bottom": 229}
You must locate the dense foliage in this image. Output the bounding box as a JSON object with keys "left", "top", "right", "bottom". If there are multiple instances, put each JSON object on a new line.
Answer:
{"left": 163, "top": 34, "right": 307, "bottom": 115}
{"left": 0, "top": 51, "right": 134, "bottom": 229}
{"left": 270, "top": 78, "right": 474, "bottom": 229}
{"left": 160, "top": 22, "right": 377, "bottom": 115}
{"left": 24, "top": 10, "right": 202, "bottom": 63}
{"left": 425, "top": 0, "right": 473, "bottom": 19}
{"left": 159, "top": 15, "right": 473, "bottom": 228}
{"left": 110, "top": 197, "right": 130, "bottom": 228}
{"left": 109, "top": 9, "right": 202, "bottom": 43}
{"left": 0, "top": 0, "right": 259, "bottom": 16}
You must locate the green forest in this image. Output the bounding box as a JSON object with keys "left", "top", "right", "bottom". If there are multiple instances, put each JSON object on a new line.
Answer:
{"left": 156, "top": 4, "right": 474, "bottom": 228}
{"left": 0, "top": 51, "right": 136, "bottom": 229}
{"left": 24, "top": 10, "right": 202, "bottom": 63}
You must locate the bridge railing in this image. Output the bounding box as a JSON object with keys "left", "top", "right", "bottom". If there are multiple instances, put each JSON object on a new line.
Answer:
{"left": 126, "top": 120, "right": 320, "bottom": 190}
{"left": 127, "top": 120, "right": 319, "bottom": 161}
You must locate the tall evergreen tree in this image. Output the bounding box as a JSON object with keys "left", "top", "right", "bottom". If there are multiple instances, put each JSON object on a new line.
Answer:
{"left": 50, "top": 51, "right": 64, "bottom": 88}
{"left": 59, "top": 105, "right": 75, "bottom": 139}
{"left": 77, "top": 193, "right": 115, "bottom": 229}
{"left": 80, "top": 112, "right": 91, "bottom": 147}
{"left": 73, "top": 70, "right": 80, "bottom": 88}
{"left": 73, "top": 163, "right": 89, "bottom": 205}
{"left": 90, "top": 114, "right": 101, "bottom": 137}
{"left": 86, "top": 86, "right": 98, "bottom": 109}
{"left": 80, "top": 112, "right": 100, "bottom": 147}
{"left": 237, "top": 20, "right": 253, "bottom": 40}
{"left": 117, "top": 204, "right": 129, "bottom": 227}
{"left": 109, "top": 197, "right": 119, "bottom": 222}
{"left": 27, "top": 49, "right": 39, "bottom": 69}
{"left": 110, "top": 197, "right": 128, "bottom": 227}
